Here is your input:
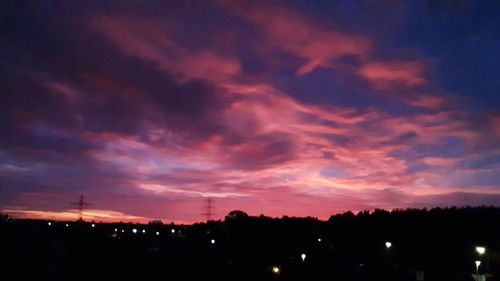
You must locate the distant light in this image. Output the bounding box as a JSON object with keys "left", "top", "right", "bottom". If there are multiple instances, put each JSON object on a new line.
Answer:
{"left": 47, "top": 222, "right": 52, "bottom": 226}
{"left": 121, "top": 229, "right": 125, "bottom": 233}
{"left": 272, "top": 266, "right": 280, "bottom": 274}
{"left": 132, "top": 228, "right": 137, "bottom": 234}
{"left": 317, "top": 238, "right": 322, "bottom": 242}
{"left": 142, "top": 229, "right": 146, "bottom": 233}
{"left": 91, "top": 223, "right": 95, "bottom": 228}
{"left": 475, "top": 260, "right": 481, "bottom": 272}
{"left": 211, "top": 239, "right": 216, "bottom": 244}
{"left": 476, "top": 246, "right": 486, "bottom": 255}
{"left": 385, "top": 241, "right": 392, "bottom": 249}
{"left": 65, "top": 223, "right": 69, "bottom": 227}
{"left": 171, "top": 229, "right": 175, "bottom": 234}
{"left": 301, "top": 253, "right": 306, "bottom": 261}
{"left": 156, "top": 231, "right": 160, "bottom": 236}
{"left": 114, "top": 228, "right": 118, "bottom": 232}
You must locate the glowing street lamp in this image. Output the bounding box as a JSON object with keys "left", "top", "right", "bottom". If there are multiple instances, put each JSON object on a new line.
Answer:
{"left": 65, "top": 223, "right": 69, "bottom": 227}
{"left": 210, "top": 239, "right": 216, "bottom": 245}
{"left": 385, "top": 241, "right": 392, "bottom": 249}
{"left": 47, "top": 222, "right": 52, "bottom": 226}
{"left": 114, "top": 228, "right": 118, "bottom": 232}
{"left": 317, "top": 238, "right": 322, "bottom": 242}
{"left": 91, "top": 223, "right": 95, "bottom": 228}
{"left": 142, "top": 229, "right": 146, "bottom": 234}
{"left": 171, "top": 229, "right": 175, "bottom": 234}
{"left": 476, "top": 246, "right": 486, "bottom": 255}
{"left": 121, "top": 229, "right": 125, "bottom": 233}
{"left": 156, "top": 231, "right": 160, "bottom": 236}
{"left": 132, "top": 228, "right": 137, "bottom": 234}
{"left": 272, "top": 266, "right": 280, "bottom": 274}
{"left": 301, "top": 253, "right": 306, "bottom": 262}
{"left": 475, "top": 260, "right": 481, "bottom": 274}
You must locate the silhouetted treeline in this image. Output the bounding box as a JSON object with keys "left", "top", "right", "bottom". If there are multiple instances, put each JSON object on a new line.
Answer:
{"left": 0, "top": 206, "right": 499, "bottom": 281}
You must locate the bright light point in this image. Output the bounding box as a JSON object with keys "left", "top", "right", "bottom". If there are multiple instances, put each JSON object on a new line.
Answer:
{"left": 317, "top": 238, "right": 322, "bottom": 242}
{"left": 91, "top": 223, "right": 95, "bottom": 228}
{"left": 121, "top": 229, "right": 125, "bottom": 233}
{"left": 476, "top": 246, "right": 486, "bottom": 255}
{"left": 65, "top": 223, "right": 69, "bottom": 227}
{"left": 301, "top": 253, "right": 306, "bottom": 261}
{"left": 142, "top": 229, "right": 146, "bottom": 233}
{"left": 132, "top": 228, "right": 137, "bottom": 234}
{"left": 475, "top": 260, "right": 481, "bottom": 271}
{"left": 156, "top": 231, "right": 160, "bottom": 236}
{"left": 171, "top": 229, "right": 175, "bottom": 233}
{"left": 114, "top": 228, "right": 118, "bottom": 232}
{"left": 272, "top": 266, "right": 280, "bottom": 274}
{"left": 47, "top": 222, "right": 52, "bottom": 226}
{"left": 385, "top": 241, "right": 392, "bottom": 248}
{"left": 211, "top": 239, "right": 215, "bottom": 244}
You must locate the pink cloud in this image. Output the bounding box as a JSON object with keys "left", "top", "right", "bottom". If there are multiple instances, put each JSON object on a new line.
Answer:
{"left": 3, "top": 209, "right": 151, "bottom": 223}
{"left": 2, "top": 5, "right": 497, "bottom": 224}
{"left": 359, "top": 61, "right": 427, "bottom": 88}
{"left": 404, "top": 94, "right": 447, "bottom": 109}
{"left": 68, "top": 76, "right": 500, "bottom": 215}
{"left": 226, "top": 2, "right": 370, "bottom": 75}
{"left": 92, "top": 16, "right": 241, "bottom": 83}
{"left": 73, "top": 79, "right": 492, "bottom": 208}
{"left": 8, "top": 76, "right": 495, "bottom": 222}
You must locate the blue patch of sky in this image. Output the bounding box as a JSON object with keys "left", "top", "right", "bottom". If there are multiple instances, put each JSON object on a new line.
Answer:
{"left": 283, "top": 1, "right": 500, "bottom": 111}
{"left": 320, "top": 167, "right": 345, "bottom": 178}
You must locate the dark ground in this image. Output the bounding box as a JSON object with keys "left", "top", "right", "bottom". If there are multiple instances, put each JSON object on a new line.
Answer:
{"left": 1, "top": 206, "right": 499, "bottom": 281}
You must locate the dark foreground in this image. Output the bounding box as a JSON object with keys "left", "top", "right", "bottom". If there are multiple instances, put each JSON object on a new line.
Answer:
{"left": 1, "top": 207, "right": 499, "bottom": 281}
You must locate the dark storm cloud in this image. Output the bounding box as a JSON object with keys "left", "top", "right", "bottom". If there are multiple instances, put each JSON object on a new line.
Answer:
{"left": 225, "top": 132, "right": 298, "bottom": 170}
{"left": 415, "top": 192, "right": 500, "bottom": 208}
{"left": 0, "top": 1, "right": 229, "bottom": 147}
{"left": 380, "top": 131, "right": 419, "bottom": 146}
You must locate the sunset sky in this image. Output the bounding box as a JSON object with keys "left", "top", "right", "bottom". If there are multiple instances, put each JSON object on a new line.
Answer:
{"left": 1, "top": 1, "right": 499, "bottom": 223}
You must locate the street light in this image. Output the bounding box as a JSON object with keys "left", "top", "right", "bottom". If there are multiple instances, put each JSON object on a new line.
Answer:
{"left": 132, "top": 228, "right": 137, "bottom": 234}
{"left": 272, "top": 266, "right": 280, "bottom": 274}
{"left": 475, "top": 260, "right": 481, "bottom": 274}
{"left": 385, "top": 241, "right": 392, "bottom": 249}
{"left": 210, "top": 239, "right": 216, "bottom": 245}
{"left": 301, "top": 253, "right": 306, "bottom": 262}
{"left": 476, "top": 246, "right": 486, "bottom": 255}
{"left": 142, "top": 229, "right": 146, "bottom": 233}
{"left": 47, "top": 222, "right": 52, "bottom": 226}
{"left": 91, "top": 223, "right": 95, "bottom": 228}
{"left": 156, "top": 231, "right": 160, "bottom": 236}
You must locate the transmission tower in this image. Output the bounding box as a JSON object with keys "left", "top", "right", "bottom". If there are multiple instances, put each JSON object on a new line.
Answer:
{"left": 201, "top": 197, "right": 215, "bottom": 222}
{"left": 70, "top": 194, "right": 91, "bottom": 221}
